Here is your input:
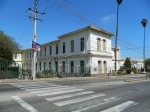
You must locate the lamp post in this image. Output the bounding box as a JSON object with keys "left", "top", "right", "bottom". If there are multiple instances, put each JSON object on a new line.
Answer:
{"left": 115, "top": 0, "right": 123, "bottom": 73}
{"left": 141, "top": 18, "right": 148, "bottom": 73}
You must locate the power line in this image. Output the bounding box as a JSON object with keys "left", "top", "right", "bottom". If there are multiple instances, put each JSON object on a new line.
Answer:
{"left": 32, "top": 0, "right": 149, "bottom": 58}
{"left": 19, "top": 20, "right": 31, "bottom": 42}
{"left": 44, "top": 0, "right": 76, "bottom": 13}
{"left": 46, "top": 0, "right": 86, "bottom": 26}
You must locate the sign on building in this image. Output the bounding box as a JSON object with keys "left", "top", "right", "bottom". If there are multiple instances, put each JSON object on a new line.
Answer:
{"left": 32, "top": 41, "right": 41, "bottom": 52}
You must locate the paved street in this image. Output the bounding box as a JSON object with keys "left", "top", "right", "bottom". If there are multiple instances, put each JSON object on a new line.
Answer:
{"left": 0, "top": 77, "right": 150, "bottom": 112}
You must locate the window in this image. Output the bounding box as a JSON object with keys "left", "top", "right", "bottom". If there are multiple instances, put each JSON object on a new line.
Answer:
{"left": 36, "top": 63, "right": 37, "bottom": 70}
{"left": 56, "top": 44, "right": 58, "bottom": 54}
{"left": 63, "top": 42, "right": 65, "bottom": 53}
{"left": 44, "top": 47, "right": 46, "bottom": 56}
{"left": 27, "top": 52, "right": 28, "bottom": 58}
{"left": 39, "top": 62, "right": 41, "bottom": 71}
{"left": 27, "top": 63, "right": 28, "bottom": 69}
{"left": 24, "top": 63, "right": 25, "bottom": 69}
{"left": 80, "top": 60, "right": 84, "bottom": 73}
{"left": 70, "top": 61, "right": 74, "bottom": 73}
{"left": 62, "top": 61, "right": 65, "bottom": 72}
{"left": 40, "top": 48, "right": 42, "bottom": 57}
{"left": 30, "top": 51, "right": 31, "bottom": 58}
{"left": 104, "top": 61, "right": 107, "bottom": 73}
{"left": 98, "top": 61, "right": 102, "bottom": 73}
{"left": 80, "top": 38, "right": 84, "bottom": 51}
{"left": 29, "top": 63, "right": 31, "bottom": 69}
{"left": 103, "top": 39, "right": 106, "bottom": 52}
{"left": 50, "top": 46, "right": 52, "bottom": 55}
{"left": 49, "top": 62, "right": 51, "bottom": 69}
{"left": 97, "top": 38, "right": 101, "bottom": 51}
{"left": 14, "top": 53, "right": 17, "bottom": 59}
{"left": 55, "top": 62, "right": 58, "bottom": 72}
{"left": 44, "top": 62, "right": 46, "bottom": 71}
{"left": 32, "top": 51, "right": 34, "bottom": 58}
{"left": 71, "top": 40, "right": 74, "bottom": 52}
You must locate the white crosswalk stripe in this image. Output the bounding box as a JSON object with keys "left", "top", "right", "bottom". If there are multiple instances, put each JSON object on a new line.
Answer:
{"left": 10, "top": 82, "right": 139, "bottom": 112}
{"left": 54, "top": 94, "right": 106, "bottom": 106}
{"left": 31, "top": 87, "right": 78, "bottom": 93}
{"left": 70, "top": 97, "right": 121, "bottom": 112}
{"left": 25, "top": 86, "right": 72, "bottom": 92}
{"left": 12, "top": 96, "right": 38, "bottom": 112}
{"left": 38, "top": 88, "right": 84, "bottom": 96}
{"left": 21, "top": 85, "right": 68, "bottom": 89}
{"left": 45, "top": 91, "right": 94, "bottom": 101}
{"left": 101, "top": 101, "right": 138, "bottom": 112}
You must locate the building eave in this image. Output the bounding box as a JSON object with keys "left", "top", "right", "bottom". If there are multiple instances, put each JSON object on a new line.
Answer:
{"left": 58, "top": 26, "right": 114, "bottom": 39}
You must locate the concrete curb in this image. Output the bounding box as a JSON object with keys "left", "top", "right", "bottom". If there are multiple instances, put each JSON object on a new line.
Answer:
{"left": 0, "top": 77, "right": 102, "bottom": 84}
{"left": 124, "top": 78, "right": 149, "bottom": 82}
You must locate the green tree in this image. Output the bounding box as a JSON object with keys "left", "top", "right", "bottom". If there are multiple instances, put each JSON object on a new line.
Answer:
{"left": 123, "top": 57, "right": 131, "bottom": 74}
{"left": 145, "top": 58, "right": 150, "bottom": 72}
{"left": 0, "top": 30, "right": 21, "bottom": 61}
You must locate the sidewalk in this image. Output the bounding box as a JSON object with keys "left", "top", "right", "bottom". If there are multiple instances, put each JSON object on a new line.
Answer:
{"left": 0, "top": 77, "right": 100, "bottom": 84}
{"left": 0, "top": 74, "right": 148, "bottom": 84}
{"left": 111, "top": 74, "right": 148, "bottom": 82}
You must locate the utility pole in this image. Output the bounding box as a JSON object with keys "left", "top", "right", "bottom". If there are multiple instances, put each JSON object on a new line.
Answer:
{"left": 27, "top": 0, "right": 45, "bottom": 80}
{"left": 115, "top": 0, "right": 123, "bottom": 73}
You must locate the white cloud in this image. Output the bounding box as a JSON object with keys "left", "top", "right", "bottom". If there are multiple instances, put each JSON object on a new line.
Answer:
{"left": 101, "top": 15, "right": 115, "bottom": 23}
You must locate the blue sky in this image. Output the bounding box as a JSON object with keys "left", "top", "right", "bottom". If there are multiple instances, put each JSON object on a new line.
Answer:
{"left": 0, "top": 0, "right": 150, "bottom": 59}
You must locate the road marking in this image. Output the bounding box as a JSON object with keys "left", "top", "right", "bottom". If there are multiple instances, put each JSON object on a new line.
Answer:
{"left": 30, "top": 87, "right": 77, "bottom": 93}
{"left": 55, "top": 93, "right": 105, "bottom": 106}
{"left": 12, "top": 96, "right": 38, "bottom": 112}
{"left": 25, "top": 86, "right": 70, "bottom": 91}
{"left": 101, "top": 101, "right": 138, "bottom": 112}
{"left": 10, "top": 83, "right": 58, "bottom": 88}
{"left": 38, "top": 89, "right": 84, "bottom": 96}
{"left": 0, "top": 99, "right": 11, "bottom": 102}
{"left": 71, "top": 97, "right": 121, "bottom": 112}
{"left": 46, "top": 91, "right": 95, "bottom": 101}
{"left": 20, "top": 85, "right": 64, "bottom": 89}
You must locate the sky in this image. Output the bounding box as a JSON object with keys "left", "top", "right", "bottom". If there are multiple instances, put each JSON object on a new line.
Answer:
{"left": 0, "top": 0, "right": 150, "bottom": 59}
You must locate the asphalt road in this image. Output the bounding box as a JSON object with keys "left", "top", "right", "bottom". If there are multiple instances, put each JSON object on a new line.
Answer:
{"left": 0, "top": 78, "right": 150, "bottom": 112}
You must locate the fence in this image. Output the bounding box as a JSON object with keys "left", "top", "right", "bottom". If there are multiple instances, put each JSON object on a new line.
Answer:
{"left": 0, "top": 57, "right": 19, "bottom": 79}
{"left": 38, "top": 66, "right": 91, "bottom": 78}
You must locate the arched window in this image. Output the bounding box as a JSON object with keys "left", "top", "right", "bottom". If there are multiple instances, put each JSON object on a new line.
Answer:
{"left": 98, "top": 61, "right": 102, "bottom": 74}
{"left": 97, "top": 38, "right": 101, "bottom": 51}
{"left": 103, "top": 61, "right": 107, "bottom": 73}
{"left": 103, "top": 39, "right": 106, "bottom": 52}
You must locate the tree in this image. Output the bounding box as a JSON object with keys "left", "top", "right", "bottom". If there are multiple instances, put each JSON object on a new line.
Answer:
{"left": 145, "top": 58, "right": 150, "bottom": 72}
{"left": 123, "top": 57, "right": 131, "bottom": 74}
{"left": 0, "top": 30, "right": 21, "bottom": 61}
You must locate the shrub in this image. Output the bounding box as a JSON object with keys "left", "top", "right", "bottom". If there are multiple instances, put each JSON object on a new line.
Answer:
{"left": 36, "top": 72, "right": 41, "bottom": 78}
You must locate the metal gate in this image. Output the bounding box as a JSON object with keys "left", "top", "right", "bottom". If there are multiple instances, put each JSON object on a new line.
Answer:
{"left": 0, "top": 57, "right": 19, "bottom": 79}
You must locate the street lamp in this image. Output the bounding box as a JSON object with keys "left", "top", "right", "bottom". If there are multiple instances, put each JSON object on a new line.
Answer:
{"left": 115, "top": 0, "right": 123, "bottom": 73}
{"left": 141, "top": 18, "right": 148, "bottom": 73}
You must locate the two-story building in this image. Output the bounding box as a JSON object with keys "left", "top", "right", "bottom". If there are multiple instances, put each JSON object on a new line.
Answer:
{"left": 14, "top": 26, "right": 143, "bottom": 77}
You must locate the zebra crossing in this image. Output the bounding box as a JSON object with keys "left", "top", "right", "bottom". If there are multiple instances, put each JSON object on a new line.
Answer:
{"left": 10, "top": 82, "right": 138, "bottom": 112}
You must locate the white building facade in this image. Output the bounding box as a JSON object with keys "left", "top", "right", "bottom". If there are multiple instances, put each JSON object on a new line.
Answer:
{"left": 14, "top": 26, "right": 143, "bottom": 76}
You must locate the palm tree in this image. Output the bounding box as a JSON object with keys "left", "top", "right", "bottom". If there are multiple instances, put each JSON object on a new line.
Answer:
{"left": 115, "top": 0, "right": 123, "bottom": 72}
{"left": 117, "top": 0, "right": 123, "bottom": 5}
{"left": 141, "top": 18, "right": 148, "bottom": 73}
